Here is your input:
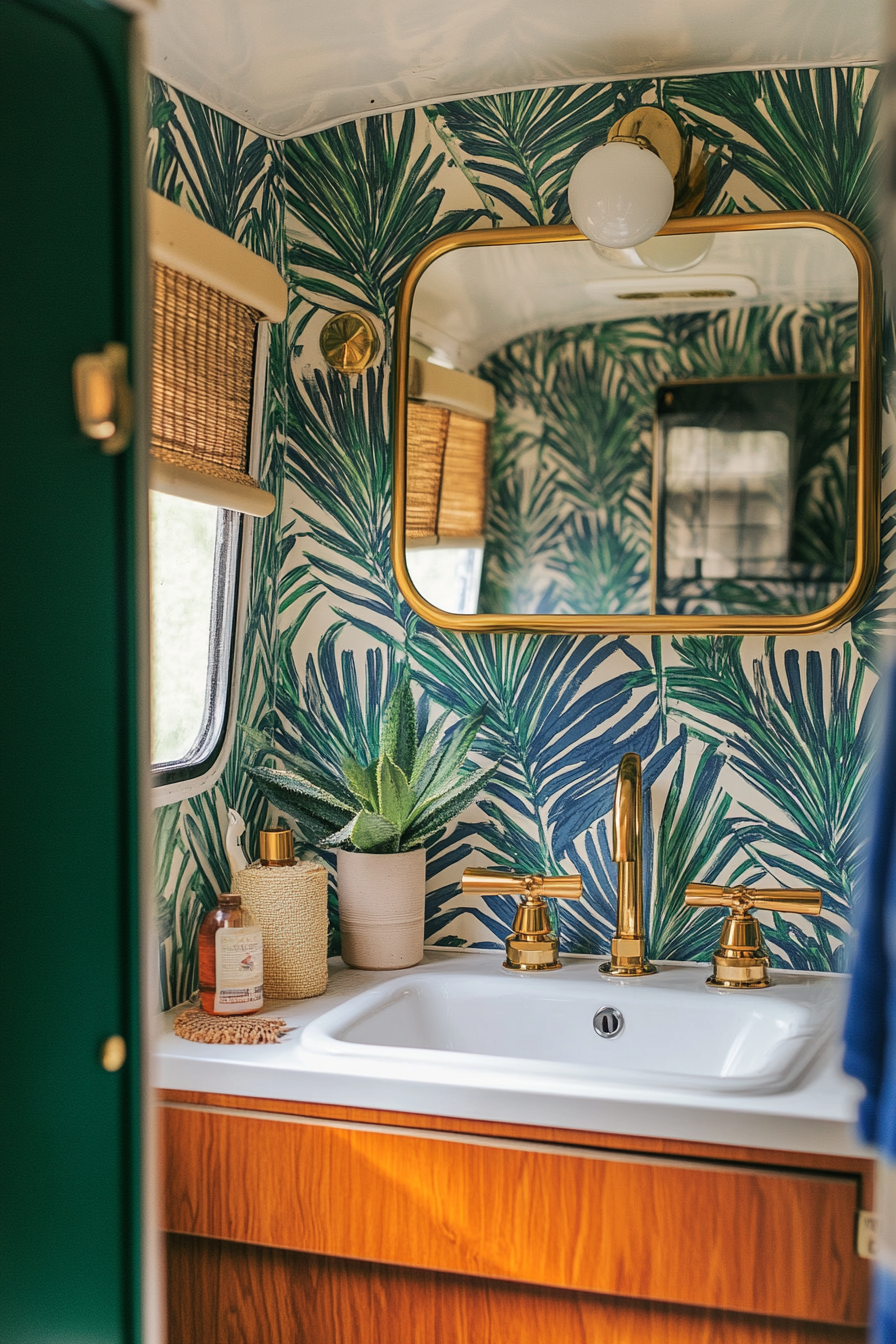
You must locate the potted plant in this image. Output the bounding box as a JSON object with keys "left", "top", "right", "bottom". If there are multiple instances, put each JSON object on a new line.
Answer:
{"left": 247, "top": 668, "right": 498, "bottom": 969}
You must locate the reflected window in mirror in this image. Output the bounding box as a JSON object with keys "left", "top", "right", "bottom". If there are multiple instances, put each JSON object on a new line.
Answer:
{"left": 406, "top": 541, "right": 484, "bottom": 615}
{"left": 654, "top": 375, "right": 856, "bottom": 616}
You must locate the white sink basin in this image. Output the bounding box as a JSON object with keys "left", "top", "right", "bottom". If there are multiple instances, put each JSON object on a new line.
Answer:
{"left": 301, "top": 962, "right": 845, "bottom": 1095}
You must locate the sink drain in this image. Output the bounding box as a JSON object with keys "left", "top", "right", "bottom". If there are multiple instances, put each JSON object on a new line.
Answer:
{"left": 593, "top": 1006, "right": 624, "bottom": 1039}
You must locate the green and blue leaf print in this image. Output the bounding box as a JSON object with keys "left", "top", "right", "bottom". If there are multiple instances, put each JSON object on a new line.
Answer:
{"left": 149, "top": 66, "right": 887, "bottom": 1008}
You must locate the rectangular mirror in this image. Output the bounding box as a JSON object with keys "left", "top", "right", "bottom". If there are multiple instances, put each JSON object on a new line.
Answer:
{"left": 391, "top": 214, "right": 879, "bottom": 633}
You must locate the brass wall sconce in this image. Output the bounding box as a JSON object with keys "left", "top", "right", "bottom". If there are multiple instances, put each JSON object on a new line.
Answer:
{"left": 568, "top": 107, "right": 706, "bottom": 249}
{"left": 320, "top": 310, "right": 380, "bottom": 374}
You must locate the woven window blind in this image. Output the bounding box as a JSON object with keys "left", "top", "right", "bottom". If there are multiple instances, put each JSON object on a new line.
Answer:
{"left": 406, "top": 399, "right": 489, "bottom": 540}
{"left": 151, "top": 261, "right": 262, "bottom": 489}
{"left": 438, "top": 411, "right": 488, "bottom": 537}
{"left": 406, "top": 402, "right": 450, "bottom": 536}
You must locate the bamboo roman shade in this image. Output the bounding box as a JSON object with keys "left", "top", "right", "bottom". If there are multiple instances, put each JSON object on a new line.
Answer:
{"left": 151, "top": 262, "right": 261, "bottom": 488}
{"left": 405, "top": 359, "right": 495, "bottom": 542}
{"left": 406, "top": 403, "right": 490, "bottom": 539}
{"left": 147, "top": 190, "right": 288, "bottom": 517}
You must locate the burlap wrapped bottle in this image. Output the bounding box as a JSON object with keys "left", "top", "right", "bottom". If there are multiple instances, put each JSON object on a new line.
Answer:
{"left": 232, "top": 829, "right": 328, "bottom": 999}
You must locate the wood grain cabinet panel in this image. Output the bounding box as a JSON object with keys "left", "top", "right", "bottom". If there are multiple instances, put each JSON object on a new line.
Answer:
{"left": 161, "top": 1102, "right": 867, "bottom": 1325}
{"left": 167, "top": 1234, "right": 867, "bottom": 1344}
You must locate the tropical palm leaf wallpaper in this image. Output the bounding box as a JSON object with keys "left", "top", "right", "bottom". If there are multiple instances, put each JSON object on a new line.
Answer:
{"left": 148, "top": 67, "right": 891, "bottom": 1009}
{"left": 478, "top": 304, "right": 856, "bottom": 616}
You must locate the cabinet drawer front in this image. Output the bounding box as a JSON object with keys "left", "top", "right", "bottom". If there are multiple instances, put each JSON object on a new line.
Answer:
{"left": 162, "top": 1104, "right": 867, "bottom": 1325}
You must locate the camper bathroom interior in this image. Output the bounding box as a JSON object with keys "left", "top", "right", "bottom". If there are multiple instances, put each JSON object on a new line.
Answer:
{"left": 4, "top": 0, "right": 896, "bottom": 1341}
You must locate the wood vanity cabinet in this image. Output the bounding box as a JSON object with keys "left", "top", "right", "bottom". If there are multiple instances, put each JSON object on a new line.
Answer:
{"left": 159, "top": 1090, "right": 872, "bottom": 1344}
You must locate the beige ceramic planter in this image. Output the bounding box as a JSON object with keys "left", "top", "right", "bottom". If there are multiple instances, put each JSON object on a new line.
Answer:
{"left": 336, "top": 848, "right": 427, "bottom": 969}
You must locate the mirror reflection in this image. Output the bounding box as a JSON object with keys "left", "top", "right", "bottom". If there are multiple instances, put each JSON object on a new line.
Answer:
{"left": 403, "top": 226, "right": 858, "bottom": 618}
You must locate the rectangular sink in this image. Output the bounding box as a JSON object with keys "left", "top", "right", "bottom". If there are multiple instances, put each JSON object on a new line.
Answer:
{"left": 301, "top": 963, "right": 845, "bottom": 1095}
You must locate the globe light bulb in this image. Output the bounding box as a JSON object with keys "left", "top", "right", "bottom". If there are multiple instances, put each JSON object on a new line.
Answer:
{"left": 568, "top": 141, "right": 675, "bottom": 249}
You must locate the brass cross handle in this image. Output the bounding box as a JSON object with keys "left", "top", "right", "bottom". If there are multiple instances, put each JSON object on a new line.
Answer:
{"left": 461, "top": 868, "right": 582, "bottom": 901}
{"left": 461, "top": 868, "right": 582, "bottom": 973}
{"left": 684, "top": 883, "right": 822, "bottom": 915}
{"left": 684, "top": 883, "right": 822, "bottom": 988}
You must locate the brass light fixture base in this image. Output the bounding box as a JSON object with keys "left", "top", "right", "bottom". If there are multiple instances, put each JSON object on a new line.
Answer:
{"left": 320, "top": 311, "right": 380, "bottom": 374}
{"left": 461, "top": 868, "right": 582, "bottom": 972}
{"left": 685, "top": 883, "right": 823, "bottom": 989}
{"left": 606, "top": 107, "right": 706, "bottom": 219}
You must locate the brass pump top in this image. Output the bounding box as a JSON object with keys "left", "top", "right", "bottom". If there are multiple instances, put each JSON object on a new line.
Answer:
{"left": 259, "top": 828, "right": 295, "bottom": 866}
{"left": 461, "top": 867, "right": 582, "bottom": 971}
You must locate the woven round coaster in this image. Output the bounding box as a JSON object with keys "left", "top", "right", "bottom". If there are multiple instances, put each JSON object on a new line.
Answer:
{"left": 174, "top": 1006, "right": 290, "bottom": 1045}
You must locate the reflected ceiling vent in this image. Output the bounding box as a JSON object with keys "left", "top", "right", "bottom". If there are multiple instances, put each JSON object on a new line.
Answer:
{"left": 584, "top": 274, "right": 759, "bottom": 305}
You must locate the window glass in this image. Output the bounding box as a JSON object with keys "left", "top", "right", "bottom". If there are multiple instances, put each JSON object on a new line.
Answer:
{"left": 406, "top": 544, "right": 484, "bottom": 614}
{"left": 150, "top": 492, "right": 238, "bottom": 772}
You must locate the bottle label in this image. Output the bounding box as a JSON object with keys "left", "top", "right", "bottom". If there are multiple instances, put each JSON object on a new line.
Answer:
{"left": 214, "top": 927, "right": 264, "bottom": 1013}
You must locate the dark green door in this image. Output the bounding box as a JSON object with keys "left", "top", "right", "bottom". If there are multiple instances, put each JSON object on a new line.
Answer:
{"left": 0, "top": 2, "right": 143, "bottom": 1341}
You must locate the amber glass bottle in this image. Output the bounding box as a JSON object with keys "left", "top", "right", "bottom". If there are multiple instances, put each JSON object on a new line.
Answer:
{"left": 198, "top": 892, "right": 264, "bottom": 1015}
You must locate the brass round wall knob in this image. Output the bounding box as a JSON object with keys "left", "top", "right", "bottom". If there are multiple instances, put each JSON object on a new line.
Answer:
{"left": 320, "top": 311, "right": 380, "bottom": 374}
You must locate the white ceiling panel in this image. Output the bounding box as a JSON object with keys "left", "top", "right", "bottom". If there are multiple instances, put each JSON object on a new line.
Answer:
{"left": 143, "top": 0, "right": 883, "bottom": 140}
{"left": 411, "top": 228, "right": 859, "bottom": 369}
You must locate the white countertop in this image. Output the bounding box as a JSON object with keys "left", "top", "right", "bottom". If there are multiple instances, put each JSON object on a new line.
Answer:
{"left": 155, "top": 950, "right": 871, "bottom": 1159}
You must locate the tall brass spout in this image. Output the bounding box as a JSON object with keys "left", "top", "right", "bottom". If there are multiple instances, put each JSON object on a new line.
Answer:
{"left": 599, "top": 753, "right": 656, "bottom": 977}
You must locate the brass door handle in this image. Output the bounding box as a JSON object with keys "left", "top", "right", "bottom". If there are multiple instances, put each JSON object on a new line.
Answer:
{"left": 72, "top": 342, "right": 131, "bottom": 454}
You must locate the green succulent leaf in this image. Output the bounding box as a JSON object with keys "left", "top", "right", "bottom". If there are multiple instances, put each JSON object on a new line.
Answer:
{"left": 246, "top": 778, "right": 345, "bottom": 845}
{"left": 404, "top": 761, "right": 501, "bottom": 846}
{"left": 319, "top": 818, "right": 357, "bottom": 849}
{"left": 342, "top": 756, "right": 379, "bottom": 809}
{"left": 273, "top": 756, "right": 359, "bottom": 810}
{"left": 409, "top": 709, "right": 450, "bottom": 791}
{"left": 381, "top": 666, "right": 417, "bottom": 778}
{"left": 351, "top": 811, "right": 401, "bottom": 853}
{"left": 377, "top": 756, "right": 413, "bottom": 831}
{"left": 246, "top": 765, "right": 354, "bottom": 829}
{"left": 413, "top": 708, "right": 488, "bottom": 809}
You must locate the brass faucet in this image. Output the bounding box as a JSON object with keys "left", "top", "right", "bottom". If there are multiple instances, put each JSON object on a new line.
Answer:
{"left": 685, "top": 882, "right": 822, "bottom": 987}
{"left": 599, "top": 753, "right": 656, "bottom": 977}
{"left": 461, "top": 868, "right": 582, "bottom": 971}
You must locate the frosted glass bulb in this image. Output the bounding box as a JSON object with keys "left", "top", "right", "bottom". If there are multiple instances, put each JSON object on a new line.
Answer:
{"left": 568, "top": 141, "right": 675, "bottom": 249}
{"left": 634, "top": 232, "right": 713, "bottom": 271}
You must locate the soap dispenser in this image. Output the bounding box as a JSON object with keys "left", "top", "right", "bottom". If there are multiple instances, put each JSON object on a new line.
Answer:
{"left": 232, "top": 828, "right": 329, "bottom": 999}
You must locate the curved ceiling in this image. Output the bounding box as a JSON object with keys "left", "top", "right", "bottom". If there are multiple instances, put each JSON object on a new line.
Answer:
{"left": 411, "top": 228, "right": 859, "bottom": 369}
{"left": 143, "top": 0, "right": 882, "bottom": 140}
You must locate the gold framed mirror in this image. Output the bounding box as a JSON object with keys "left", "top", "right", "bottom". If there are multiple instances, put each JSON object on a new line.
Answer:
{"left": 391, "top": 213, "right": 879, "bottom": 634}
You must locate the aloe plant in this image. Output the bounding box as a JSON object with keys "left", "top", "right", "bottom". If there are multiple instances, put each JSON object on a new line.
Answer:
{"left": 247, "top": 669, "right": 499, "bottom": 853}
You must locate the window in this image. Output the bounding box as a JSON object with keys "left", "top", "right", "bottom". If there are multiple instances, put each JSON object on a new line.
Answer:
{"left": 406, "top": 542, "right": 484, "bottom": 614}
{"left": 150, "top": 492, "right": 240, "bottom": 782}
{"left": 654, "top": 375, "right": 856, "bottom": 615}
